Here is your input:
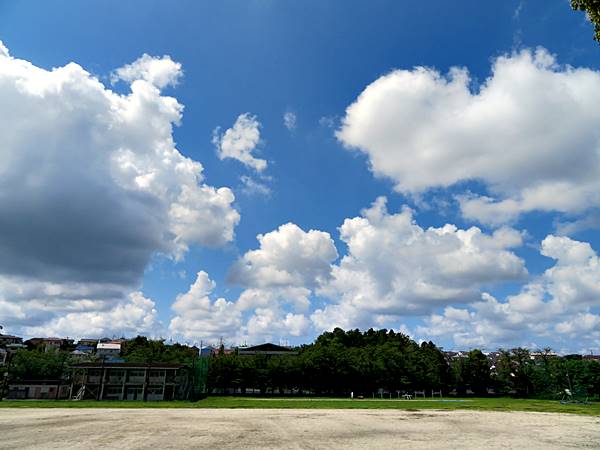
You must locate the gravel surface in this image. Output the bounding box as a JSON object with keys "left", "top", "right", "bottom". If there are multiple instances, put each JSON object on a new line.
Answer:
{"left": 0, "top": 408, "right": 599, "bottom": 449}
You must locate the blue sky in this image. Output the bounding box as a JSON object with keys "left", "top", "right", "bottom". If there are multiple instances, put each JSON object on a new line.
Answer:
{"left": 1, "top": 1, "right": 600, "bottom": 352}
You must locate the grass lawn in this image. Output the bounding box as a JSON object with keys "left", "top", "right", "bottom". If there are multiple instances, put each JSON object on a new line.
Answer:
{"left": 1, "top": 397, "right": 598, "bottom": 415}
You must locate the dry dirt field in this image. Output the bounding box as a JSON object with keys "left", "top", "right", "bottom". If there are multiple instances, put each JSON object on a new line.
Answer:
{"left": 0, "top": 408, "right": 599, "bottom": 449}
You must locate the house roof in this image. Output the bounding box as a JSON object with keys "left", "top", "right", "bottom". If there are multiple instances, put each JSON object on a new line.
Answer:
{"left": 97, "top": 343, "right": 121, "bottom": 350}
{"left": 71, "top": 350, "right": 89, "bottom": 355}
{"left": 75, "top": 345, "right": 95, "bottom": 351}
{"left": 28, "top": 337, "right": 65, "bottom": 342}
{"left": 238, "top": 342, "right": 297, "bottom": 355}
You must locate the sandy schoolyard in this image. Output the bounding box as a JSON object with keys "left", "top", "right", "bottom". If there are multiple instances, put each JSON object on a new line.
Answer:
{"left": 0, "top": 408, "right": 599, "bottom": 449}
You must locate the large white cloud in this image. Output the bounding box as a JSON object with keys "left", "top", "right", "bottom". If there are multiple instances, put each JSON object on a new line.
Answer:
{"left": 417, "top": 235, "right": 600, "bottom": 352}
{"left": 337, "top": 48, "right": 600, "bottom": 224}
{"left": 170, "top": 224, "right": 338, "bottom": 345}
{"left": 168, "top": 202, "right": 599, "bottom": 352}
{"left": 213, "top": 113, "right": 267, "bottom": 172}
{"left": 177, "top": 200, "right": 527, "bottom": 344}
{"left": 24, "top": 291, "right": 160, "bottom": 339}
{"left": 168, "top": 270, "right": 310, "bottom": 345}
{"left": 168, "top": 271, "right": 242, "bottom": 343}
{"left": 0, "top": 42, "right": 239, "bottom": 336}
{"left": 229, "top": 223, "right": 338, "bottom": 289}
{"left": 312, "top": 197, "right": 527, "bottom": 330}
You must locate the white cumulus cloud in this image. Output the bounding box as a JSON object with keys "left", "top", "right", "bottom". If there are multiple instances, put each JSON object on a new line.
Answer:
{"left": 337, "top": 48, "right": 600, "bottom": 225}
{"left": 112, "top": 53, "right": 182, "bottom": 89}
{"left": 24, "top": 291, "right": 160, "bottom": 339}
{"left": 229, "top": 223, "right": 338, "bottom": 289}
{"left": 417, "top": 235, "right": 600, "bottom": 352}
{"left": 213, "top": 113, "right": 267, "bottom": 172}
{"left": 0, "top": 41, "right": 239, "bottom": 336}
{"left": 312, "top": 197, "right": 527, "bottom": 330}
{"left": 169, "top": 271, "right": 242, "bottom": 343}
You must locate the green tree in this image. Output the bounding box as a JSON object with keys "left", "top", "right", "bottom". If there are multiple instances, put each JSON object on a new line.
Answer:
{"left": 463, "top": 350, "right": 491, "bottom": 396}
{"left": 571, "top": 0, "right": 600, "bottom": 42}
{"left": 496, "top": 348, "right": 534, "bottom": 397}
{"left": 9, "top": 350, "right": 69, "bottom": 381}
{"left": 122, "top": 336, "right": 197, "bottom": 364}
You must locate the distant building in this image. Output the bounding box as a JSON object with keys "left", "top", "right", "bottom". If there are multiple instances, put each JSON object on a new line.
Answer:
{"left": 26, "top": 338, "right": 73, "bottom": 352}
{"left": 96, "top": 342, "right": 121, "bottom": 360}
{"left": 70, "top": 362, "right": 192, "bottom": 401}
{"left": 0, "top": 334, "right": 23, "bottom": 347}
{"left": 200, "top": 346, "right": 218, "bottom": 357}
{"left": 77, "top": 339, "right": 99, "bottom": 347}
{"left": 0, "top": 348, "right": 7, "bottom": 365}
{"left": 443, "top": 351, "right": 468, "bottom": 362}
{"left": 74, "top": 345, "right": 95, "bottom": 353}
{"left": 7, "top": 381, "right": 70, "bottom": 400}
{"left": 237, "top": 343, "right": 297, "bottom": 356}
{"left": 70, "top": 350, "right": 93, "bottom": 361}
{"left": 529, "top": 351, "right": 559, "bottom": 361}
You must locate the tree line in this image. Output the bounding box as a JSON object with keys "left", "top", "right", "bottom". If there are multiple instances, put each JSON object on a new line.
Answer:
{"left": 207, "top": 328, "right": 600, "bottom": 400}
{"left": 3, "top": 329, "right": 599, "bottom": 400}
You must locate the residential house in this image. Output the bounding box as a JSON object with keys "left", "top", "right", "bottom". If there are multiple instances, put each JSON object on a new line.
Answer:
{"left": 74, "top": 345, "right": 95, "bottom": 353}
{"left": 77, "top": 339, "right": 99, "bottom": 347}
{"left": 96, "top": 343, "right": 121, "bottom": 360}
{"left": 200, "top": 345, "right": 217, "bottom": 357}
{"left": 0, "top": 334, "right": 23, "bottom": 347}
{"left": 26, "top": 337, "right": 73, "bottom": 352}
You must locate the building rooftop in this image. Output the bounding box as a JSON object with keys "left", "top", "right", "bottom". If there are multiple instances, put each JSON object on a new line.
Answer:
{"left": 97, "top": 343, "right": 121, "bottom": 350}
{"left": 71, "top": 362, "right": 186, "bottom": 369}
{"left": 238, "top": 342, "right": 297, "bottom": 355}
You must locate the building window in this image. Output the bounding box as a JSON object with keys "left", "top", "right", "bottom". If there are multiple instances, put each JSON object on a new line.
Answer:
{"left": 147, "top": 385, "right": 163, "bottom": 395}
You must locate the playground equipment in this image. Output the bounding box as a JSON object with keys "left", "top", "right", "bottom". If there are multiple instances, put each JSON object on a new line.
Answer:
{"left": 72, "top": 386, "right": 85, "bottom": 401}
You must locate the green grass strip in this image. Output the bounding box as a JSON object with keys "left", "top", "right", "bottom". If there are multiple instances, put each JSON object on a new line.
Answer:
{"left": 1, "top": 397, "right": 599, "bottom": 415}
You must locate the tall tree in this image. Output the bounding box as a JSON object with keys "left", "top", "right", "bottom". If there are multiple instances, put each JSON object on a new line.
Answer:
{"left": 463, "top": 350, "right": 491, "bottom": 396}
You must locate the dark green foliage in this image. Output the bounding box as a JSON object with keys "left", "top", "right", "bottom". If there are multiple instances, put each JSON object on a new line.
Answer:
{"left": 206, "top": 330, "right": 600, "bottom": 400}
{"left": 8, "top": 350, "right": 69, "bottom": 381}
{"left": 571, "top": 0, "right": 600, "bottom": 42}
{"left": 121, "top": 336, "right": 198, "bottom": 364}
{"left": 207, "top": 328, "right": 450, "bottom": 396}
{"left": 495, "top": 348, "right": 534, "bottom": 397}
{"left": 5, "top": 332, "right": 600, "bottom": 402}
{"left": 463, "top": 350, "right": 491, "bottom": 396}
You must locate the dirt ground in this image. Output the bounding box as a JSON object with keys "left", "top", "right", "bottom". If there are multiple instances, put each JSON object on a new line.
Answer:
{"left": 0, "top": 408, "right": 599, "bottom": 449}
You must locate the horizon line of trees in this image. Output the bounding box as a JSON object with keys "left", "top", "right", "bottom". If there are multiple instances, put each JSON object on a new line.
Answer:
{"left": 206, "top": 328, "right": 600, "bottom": 400}
{"left": 3, "top": 329, "right": 599, "bottom": 401}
